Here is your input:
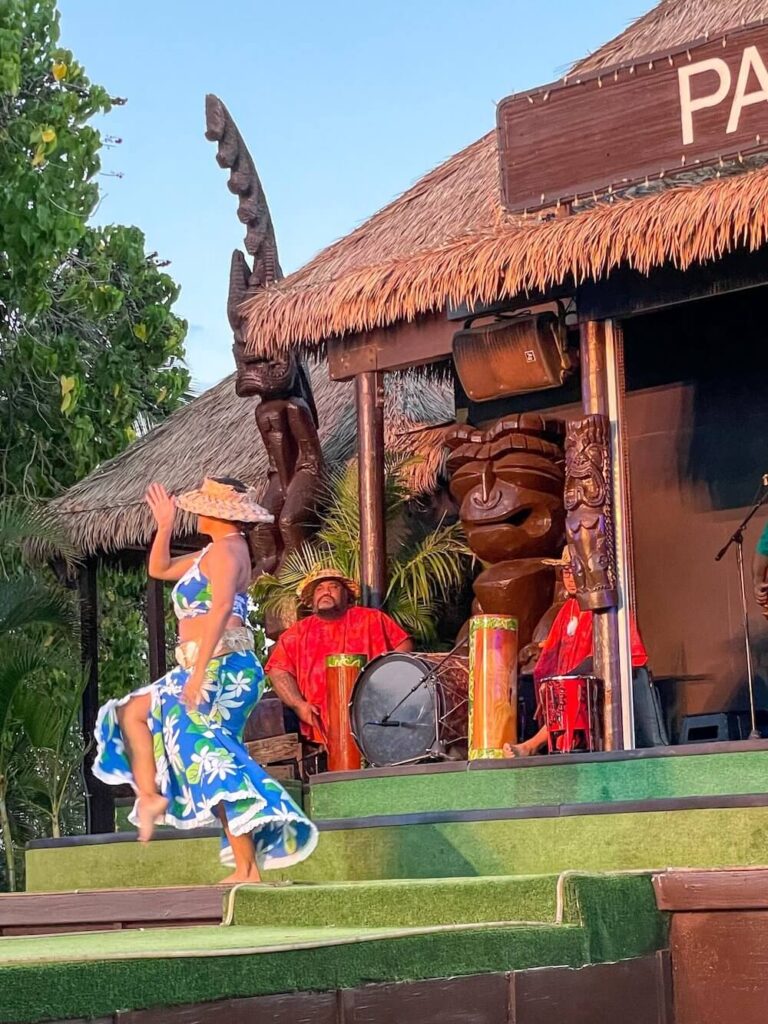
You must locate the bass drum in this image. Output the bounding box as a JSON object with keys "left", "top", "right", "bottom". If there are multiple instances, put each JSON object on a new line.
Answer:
{"left": 349, "top": 652, "right": 468, "bottom": 767}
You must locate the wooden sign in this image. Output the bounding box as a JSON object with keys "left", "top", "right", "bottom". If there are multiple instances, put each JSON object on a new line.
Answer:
{"left": 497, "top": 21, "right": 768, "bottom": 213}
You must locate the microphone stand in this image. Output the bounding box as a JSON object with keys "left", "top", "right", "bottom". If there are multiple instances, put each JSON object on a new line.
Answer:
{"left": 372, "top": 637, "right": 468, "bottom": 728}
{"left": 715, "top": 483, "right": 768, "bottom": 740}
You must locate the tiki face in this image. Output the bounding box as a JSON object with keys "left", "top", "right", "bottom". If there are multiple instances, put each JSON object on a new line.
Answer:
{"left": 446, "top": 416, "right": 565, "bottom": 563}
{"left": 233, "top": 339, "right": 297, "bottom": 399}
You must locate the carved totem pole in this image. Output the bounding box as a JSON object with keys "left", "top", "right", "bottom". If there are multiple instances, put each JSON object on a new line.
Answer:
{"left": 564, "top": 415, "right": 618, "bottom": 611}
{"left": 205, "top": 95, "right": 325, "bottom": 580}
{"left": 445, "top": 415, "right": 566, "bottom": 651}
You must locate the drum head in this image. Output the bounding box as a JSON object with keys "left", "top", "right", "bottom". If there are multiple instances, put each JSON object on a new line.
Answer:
{"left": 350, "top": 653, "right": 438, "bottom": 766}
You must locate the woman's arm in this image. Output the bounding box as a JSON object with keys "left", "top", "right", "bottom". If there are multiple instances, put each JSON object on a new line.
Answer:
{"left": 181, "top": 545, "right": 239, "bottom": 707}
{"left": 145, "top": 482, "right": 199, "bottom": 581}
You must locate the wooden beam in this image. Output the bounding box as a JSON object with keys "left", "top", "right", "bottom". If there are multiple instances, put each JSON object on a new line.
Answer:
{"left": 356, "top": 371, "right": 386, "bottom": 607}
{"left": 327, "top": 312, "right": 456, "bottom": 380}
{"left": 78, "top": 560, "right": 114, "bottom": 834}
{"left": 145, "top": 573, "right": 166, "bottom": 682}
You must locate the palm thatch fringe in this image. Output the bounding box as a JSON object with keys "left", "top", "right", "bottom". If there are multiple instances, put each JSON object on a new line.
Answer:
{"left": 236, "top": 0, "right": 768, "bottom": 358}
{"left": 42, "top": 365, "right": 453, "bottom": 559}
{"left": 242, "top": 166, "right": 768, "bottom": 356}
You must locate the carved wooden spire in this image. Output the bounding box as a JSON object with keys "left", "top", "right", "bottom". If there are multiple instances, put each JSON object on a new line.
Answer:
{"left": 205, "top": 94, "right": 282, "bottom": 305}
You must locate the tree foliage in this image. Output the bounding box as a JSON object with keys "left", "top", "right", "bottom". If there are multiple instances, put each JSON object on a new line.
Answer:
{"left": 0, "top": 0, "right": 189, "bottom": 497}
{"left": 0, "top": 0, "right": 193, "bottom": 884}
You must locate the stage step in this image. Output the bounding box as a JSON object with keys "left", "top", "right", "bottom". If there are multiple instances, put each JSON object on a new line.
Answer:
{"left": 225, "top": 874, "right": 559, "bottom": 928}
{"left": 0, "top": 885, "right": 228, "bottom": 936}
{"left": 0, "top": 872, "right": 667, "bottom": 1024}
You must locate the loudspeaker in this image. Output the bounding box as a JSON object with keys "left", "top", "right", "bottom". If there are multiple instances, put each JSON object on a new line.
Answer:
{"left": 452, "top": 312, "right": 573, "bottom": 402}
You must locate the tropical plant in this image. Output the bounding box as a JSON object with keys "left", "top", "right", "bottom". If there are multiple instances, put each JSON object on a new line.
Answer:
{"left": 0, "top": 498, "right": 78, "bottom": 889}
{"left": 255, "top": 459, "right": 473, "bottom": 645}
{"left": 1, "top": 0, "right": 190, "bottom": 498}
{"left": 13, "top": 668, "right": 88, "bottom": 840}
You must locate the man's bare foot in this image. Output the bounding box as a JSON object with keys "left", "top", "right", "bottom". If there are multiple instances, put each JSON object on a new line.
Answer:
{"left": 503, "top": 742, "right": 533, "bottom": 758}
{"left": 136, "top": 794, "right": 168, "bottom": 843}
{"left": 220, "top": 864, "right": 262, "bottom": 885}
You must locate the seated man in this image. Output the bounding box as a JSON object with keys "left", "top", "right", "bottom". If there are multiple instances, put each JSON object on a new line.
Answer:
{"left": 266, "top": 567, "right": 412, "bottom": 744}
{"left": 505, "top": 547, "right": 648, "bottom": 757}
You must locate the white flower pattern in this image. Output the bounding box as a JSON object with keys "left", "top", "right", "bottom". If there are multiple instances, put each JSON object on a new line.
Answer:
{"left": 95, "top": 647, "right": 316, "bottom": 868}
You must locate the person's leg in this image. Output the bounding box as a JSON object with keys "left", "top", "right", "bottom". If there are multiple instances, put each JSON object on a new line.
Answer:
{"left": 117, "top": 693, "right": 167, "bottom": 842}
{"left": 217, "top": 803, "right": 261, "bottom": 884}
{"left": 504, "top": 725, "right": 549, "bottom": 758}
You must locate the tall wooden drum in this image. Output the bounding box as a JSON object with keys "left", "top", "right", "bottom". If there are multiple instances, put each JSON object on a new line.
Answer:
{"left": 325, "top": 654, "right": 366, "bottom": 772}
{"left": 468, "top": 615, "right": 518, "bottom": 759}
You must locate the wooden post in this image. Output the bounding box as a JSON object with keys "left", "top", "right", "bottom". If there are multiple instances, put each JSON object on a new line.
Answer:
{"left": 146, "top": 574, "right": 166, "bottom": 681}
{"left": 355, "top": 370, "right": 386, "bottom": 608}
{"left": 605, "top": 320, "right": 638, "bottom": 748}
{"left": 579, "top": 321, "right": 623, "bottom": 751}
{"left": 78, "top": 559, "right": 114, "bottom": 833}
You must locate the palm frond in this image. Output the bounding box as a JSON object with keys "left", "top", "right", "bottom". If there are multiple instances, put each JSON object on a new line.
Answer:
{"left": 0, "top": 499, "right": 79, "bottom": 573}
{"left": 386, "top": 521, "right": 472, "bottom": 609}
{"left": 0, "top": 639, "right": 56, "bottom": 743}
{"left": 0, "top": 578, "right": 76, "bottom": 636}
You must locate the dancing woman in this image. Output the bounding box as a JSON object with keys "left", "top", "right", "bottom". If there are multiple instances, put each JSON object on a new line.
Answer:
{"left": 93, "top": 477, "right": 317, "bottom": 882}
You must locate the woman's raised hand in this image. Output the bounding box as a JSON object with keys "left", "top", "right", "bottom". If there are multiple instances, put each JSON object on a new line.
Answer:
{"left": 145, "top": 482, "right": 177, "bottom": 531}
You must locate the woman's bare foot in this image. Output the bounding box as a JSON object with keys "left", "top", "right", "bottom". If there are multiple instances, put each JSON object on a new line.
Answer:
{"left": 136, "top": 794, "right": 168, "bottom": 843}
{"left": 220, "top": 863, "right": 262, "bottom": 885}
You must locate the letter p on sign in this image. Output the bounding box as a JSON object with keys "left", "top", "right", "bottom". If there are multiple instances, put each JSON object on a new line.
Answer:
{"left": 679, "top": 58, "right": 732, "bottom": 145}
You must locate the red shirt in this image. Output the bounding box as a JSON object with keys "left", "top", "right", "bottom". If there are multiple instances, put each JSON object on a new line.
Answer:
{"left": 266, "top": 606, "right": 409, "bottom": 742}
{"left": 534, "top": 598, "right": 648, "bottom": 685}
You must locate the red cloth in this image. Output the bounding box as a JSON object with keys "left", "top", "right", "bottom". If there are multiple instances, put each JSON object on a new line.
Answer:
{"left": 533, "top": 598, "right": 648, "bottom": 685}
{"left": 266, "top": 606, "right": 409, "bottom": 742}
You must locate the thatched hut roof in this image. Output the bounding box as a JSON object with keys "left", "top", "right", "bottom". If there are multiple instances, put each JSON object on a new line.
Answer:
{"left": 48, "top": 365, "right": 453, "bottom": 558}
{"left": 240, "top": 0, "right": 768, "bottom": 359}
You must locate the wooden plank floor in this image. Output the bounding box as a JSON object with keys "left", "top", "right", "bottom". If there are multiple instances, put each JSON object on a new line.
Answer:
{"left": 0, "top": 886, "right": 228, "bottom": 936}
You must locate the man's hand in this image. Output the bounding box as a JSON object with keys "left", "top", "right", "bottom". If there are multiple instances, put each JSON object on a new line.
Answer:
{"left": 755, "top": 581, "right": 768, "bottom": 607}
{"left": 295, "top": 700, "right": 326, "bottom": 741}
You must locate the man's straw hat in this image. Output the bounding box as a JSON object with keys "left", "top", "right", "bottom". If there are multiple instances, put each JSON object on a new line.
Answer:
{"left": 541, "top": 545, "right": 572, "bottom": 568}
{"left": 176, "top": 478, "right": 274, "bottom": 524}
{"left": 298, "top": 567, "right": 361, "bottom": 607}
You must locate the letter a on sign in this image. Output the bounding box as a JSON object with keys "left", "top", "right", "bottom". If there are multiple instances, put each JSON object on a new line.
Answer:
{"left": 727, "top": 46, "right": 768, "bottom": 133}
{"left": 678, "top": 58, "right": 731, "bottom": 145}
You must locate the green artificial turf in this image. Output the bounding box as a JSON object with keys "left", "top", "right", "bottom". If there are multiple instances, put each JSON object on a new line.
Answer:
{"left": 0, "top": 872, "right": 667, "bottom": 1023}
{"left": 228, "top": 874, "right": 559, "bottom": 928}
{"left": 27, "top": 802, "right": 768, "bottom": 891}
{"left": 309, "top": 750, "right": 768, "bottom": 820}
{"left": 0, "top": 922, "right": 587, "bottom": 1022}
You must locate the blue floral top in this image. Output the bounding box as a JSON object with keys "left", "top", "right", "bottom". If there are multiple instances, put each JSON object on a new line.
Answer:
{"left": 171, "top": 546, "right": 249, "bottom": 621}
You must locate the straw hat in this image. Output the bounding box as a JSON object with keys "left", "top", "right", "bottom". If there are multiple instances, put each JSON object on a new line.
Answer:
{"left": 298, "top": 566, "right": 361, "bottom": 606}
{"left": 541, "top": 545, "right": 571, "bottom": 568}
{"left": 176, "top": 478, "right": 274, "bottom": 524}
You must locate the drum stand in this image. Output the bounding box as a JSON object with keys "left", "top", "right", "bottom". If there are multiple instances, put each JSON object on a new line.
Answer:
{"left": 376, "top": 638, "right": 468, "bottom": 759}
{"left": 714, "top": 482, "right": 768, "bottom": 741}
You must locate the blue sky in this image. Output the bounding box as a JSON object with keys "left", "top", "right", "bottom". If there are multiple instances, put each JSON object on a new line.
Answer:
{"left": 58, "top": 0, "right": 644, "bottom": 392}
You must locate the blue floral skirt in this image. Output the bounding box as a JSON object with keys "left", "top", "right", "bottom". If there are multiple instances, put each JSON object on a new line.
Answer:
{"left": 93, "top": 649, "right": 318, "bottom": 870}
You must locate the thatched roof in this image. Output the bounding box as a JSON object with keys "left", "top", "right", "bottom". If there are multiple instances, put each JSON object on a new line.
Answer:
{"left": 48, "top": 365, "right": 453, "bottom": 558}
{"left": 240, "top": 0, "right": 768, "bottom": 359}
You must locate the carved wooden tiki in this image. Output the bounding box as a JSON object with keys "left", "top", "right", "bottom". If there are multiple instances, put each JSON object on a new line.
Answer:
{"left": 564, "top": 414, "right": 618, "bottom": 611}
{"left": 446, "top": 415, "right": 566, "bottom": 648}
{"left": 206, "top": 95, "right": 325, "bottom": 581}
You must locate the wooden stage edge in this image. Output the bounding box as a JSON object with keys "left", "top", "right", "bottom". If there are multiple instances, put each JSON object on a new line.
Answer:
{"left": 46, "top": 955, "right": 672, "bottom": 1024}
